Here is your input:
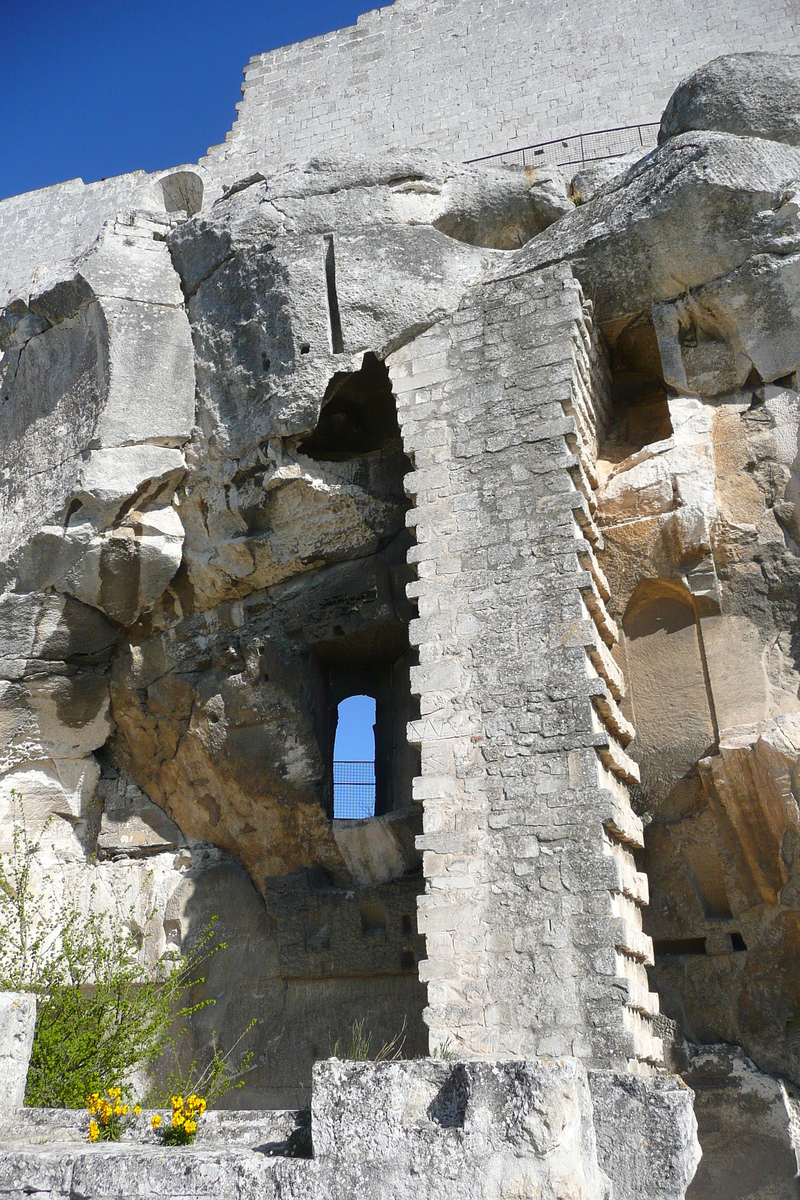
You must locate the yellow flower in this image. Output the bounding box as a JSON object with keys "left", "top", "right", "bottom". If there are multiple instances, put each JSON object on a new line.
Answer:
{"left": 196, "top": 1098, "right": 206, "bottom": 1114}
{"left": 171, "top": 1095, "right": 183, "bottom": 1109}
{"left": 184, "top": 1119, "right": 197, "bottom": 1134}
{"left": 89, "top": 1119, "right": 99, "bottom": 1142}
{"left": 151, "top": 1114, "right": 163, "bottom": 1130}
{"left": 134, "top": 1105, "right": 142, "bottom": 1117}
{"left": 172, "top": 1111, "right": 185, "bottom": 1127}
{"left": 109, "top": 1087, "right": 121, "bottom": 1098}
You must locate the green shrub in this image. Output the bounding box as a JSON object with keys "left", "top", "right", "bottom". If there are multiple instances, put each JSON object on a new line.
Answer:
{"left": 0, "top": 792, "right": 251, "bottom": 1108}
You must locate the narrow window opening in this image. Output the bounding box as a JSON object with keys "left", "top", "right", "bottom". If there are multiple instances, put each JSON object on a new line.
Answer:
{"left": 333, "top": 694, "right": 376, "bottom": 819}
{"left": 730, "top": 932, "right": 747, "bottom": 952}
{"left": 324, "top": 233, "right": 345, "bottom": 355}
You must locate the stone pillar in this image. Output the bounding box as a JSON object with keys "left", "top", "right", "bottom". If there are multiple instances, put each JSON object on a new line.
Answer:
{"left": 0, "top": 993, "right": 35, "bottom": 1115}
{"left": 388, "top": 262, "right": 661, "bottom": 1070}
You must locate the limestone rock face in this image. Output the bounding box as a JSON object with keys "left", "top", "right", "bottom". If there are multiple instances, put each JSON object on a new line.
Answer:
{"left": 0, "top": 996, "right": 36, "bottom": 1115}
{"left": 683, "top": 1046, "right": 800, "bottom": 1200}
{"left": 1, "top": 49, "right": 800, "bottom": 1175}
{"left": 659, "top": 53, "right": 800, "bottom": 147}
{"left": 1, "top": 149, "right": 557, "bottom": 1106}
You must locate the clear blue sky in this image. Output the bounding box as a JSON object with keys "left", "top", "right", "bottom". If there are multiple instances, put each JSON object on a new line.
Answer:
{"left": 335, "top": 696, "right": 376, "bottom": 761}
{"left": 1, "top": 0, "right": 381, "bottom": 201}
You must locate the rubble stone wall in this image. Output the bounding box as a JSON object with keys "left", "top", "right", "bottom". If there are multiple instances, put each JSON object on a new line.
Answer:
{"left": 388, "top": 262, "right": 660, "bottom": 1069}
{"left": 204, "top": 0, "right": 797, "bottom": 181}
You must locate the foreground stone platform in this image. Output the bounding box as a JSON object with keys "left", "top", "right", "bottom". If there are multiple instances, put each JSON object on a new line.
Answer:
{"left": 0, "top": 1059, "right": 699, "bottom": 1200}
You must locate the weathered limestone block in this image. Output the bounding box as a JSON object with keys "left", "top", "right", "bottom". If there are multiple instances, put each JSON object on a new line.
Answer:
{"left": 312, "top": 1058, "right": 613, "bottom": 1200}
{"left": 589, "top": 1071, "right": 701, "bottom": 1200}
{"left": 510, "top": 132, "right": 800, "bottom": 324}
{"left": 684, "top": 1045, "right": 800, "bottom": 1200}
{"left": 654, "top": 252, "right": 800, "bottom": 393}
{"left": 698, "top": 717, "right": 800, "bottom": 908}
{"left": 0, "top": 996, "right": 35, "bottom": 1115}
{"left": 660, "top": 53, "right": 800, "bottom": 147}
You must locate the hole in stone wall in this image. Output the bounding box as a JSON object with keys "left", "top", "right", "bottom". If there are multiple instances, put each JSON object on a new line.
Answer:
{"left": 653, "top": 937, "right": 708, "bottom": 957}
{"left": 299, "top": 353, "right": 401, "bottom": 461}
{"left": 321, "top": 647, "right": 420, "bottom": 821}
{"left": 333, "top": 695, "right": 377, "bottom": 819}
{"left": 359, "top": 900, "right": 387, "bottom": 940}
{"left": 730, "top": 932, "right": 747, "bottom": 952}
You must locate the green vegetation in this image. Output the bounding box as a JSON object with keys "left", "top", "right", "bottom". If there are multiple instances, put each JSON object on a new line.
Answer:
{"left": 0, "top": 792, "right": 253, "bottom": 1108}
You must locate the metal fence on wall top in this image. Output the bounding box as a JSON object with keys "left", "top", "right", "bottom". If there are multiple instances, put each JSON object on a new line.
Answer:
{"left": 333, "top": 760, "right": 376, "bottom": 820}
{"left": 466, "top": 122, "right": 660, "bottom": 171}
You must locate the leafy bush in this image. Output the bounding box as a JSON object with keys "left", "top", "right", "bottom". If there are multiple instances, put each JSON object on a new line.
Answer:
{"left": 0, "top": 793, "right": 252, "bottom": 1108}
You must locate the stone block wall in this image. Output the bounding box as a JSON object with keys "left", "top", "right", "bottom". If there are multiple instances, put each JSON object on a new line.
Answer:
{"left": 203, "top": 0, "right": 797, "bottom": 182}
{"left": 388, "top": 262, "right": 660, "bottom": 1070}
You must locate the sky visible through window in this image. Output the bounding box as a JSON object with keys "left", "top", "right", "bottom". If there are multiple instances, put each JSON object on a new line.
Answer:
{"left": 334, "top": 695, "right": 376, "bottom": 762}
{"left": 1, "top": 1, "right": 385, "bottom": 201}
{"left": 333, "top": 696, "right": 376, "bottom": 819}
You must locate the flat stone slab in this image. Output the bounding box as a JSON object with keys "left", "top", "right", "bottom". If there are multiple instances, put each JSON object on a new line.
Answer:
{"left": 0, "top": 1143, "right": 311, "bottom": 1200}
{"left": 0, "top": 1108, "right": 302, "bottom": 1152}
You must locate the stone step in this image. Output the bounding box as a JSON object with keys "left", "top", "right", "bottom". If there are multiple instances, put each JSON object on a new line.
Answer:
{"left": 0, "top": 1142, "right": 309, "bottom": 1200}
{"left": 0, "top": 1108, "right": 302, "bottom": 1152}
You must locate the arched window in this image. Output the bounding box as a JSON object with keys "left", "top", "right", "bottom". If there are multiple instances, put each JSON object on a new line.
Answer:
{"left": 333, "top": 694, "right": 376, "bottom": 819}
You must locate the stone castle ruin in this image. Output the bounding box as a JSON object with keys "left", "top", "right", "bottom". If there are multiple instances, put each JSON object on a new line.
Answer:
{"left": 1, "top": 1, "right": 800, "bottom": 1196}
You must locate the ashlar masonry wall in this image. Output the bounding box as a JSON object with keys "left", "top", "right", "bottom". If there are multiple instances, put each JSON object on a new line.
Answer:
{"left": 387, "top": 262, "right": 660, "bottom": 1070}
{"left": 204, "top": 0, "right": 797, "bottom": 182}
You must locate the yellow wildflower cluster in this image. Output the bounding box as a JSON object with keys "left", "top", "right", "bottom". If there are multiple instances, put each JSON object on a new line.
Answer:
{"left": 154, "top": 1092, "right": 207, "bottom": 1145}
{"left": 86, "top": 1086, "right": 138, "bottom": 1143}
{"left": 171, "top": 1092, "right": 206, "bottom": 1135}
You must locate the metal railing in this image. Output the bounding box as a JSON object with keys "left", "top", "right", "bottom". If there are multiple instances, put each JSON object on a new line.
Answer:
{"left": 466, "top": 121, "right": 660, "bottom": 172}
{"left": 333, "top": 760, "right": 376, "bottom": 820}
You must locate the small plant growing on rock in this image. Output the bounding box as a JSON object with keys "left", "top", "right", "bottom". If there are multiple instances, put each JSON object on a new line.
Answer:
{"left": 330, "top": 1017, "right": 407, "bottom": 1062}
{"left": 152, "top": 1093, "right": 207, "bottom": 1146}
{"left": 86, "top": 1087, "right": 142, "bottom": 1142}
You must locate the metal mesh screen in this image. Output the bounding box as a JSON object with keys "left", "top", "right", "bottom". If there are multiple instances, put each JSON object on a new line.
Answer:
{"left": 467, "top": 122, "right": 660, "bottom": 171}
{"left": 333, "top": 760, "right": 376, "bottom": 819}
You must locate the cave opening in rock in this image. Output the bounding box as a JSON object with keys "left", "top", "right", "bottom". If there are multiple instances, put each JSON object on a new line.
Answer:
{"left": 299, "top": 353, "right": 401, "bottom": 461}
{"left": 333, "top": 694, "right": 377, "bottom": 819}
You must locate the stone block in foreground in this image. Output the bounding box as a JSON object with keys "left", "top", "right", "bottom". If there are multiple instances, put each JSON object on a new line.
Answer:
{"left": 0, "top": 995, "right": 35, "bottom": 1116}
{"left": 0, "top": 1057, "right": 700, "bottom": 1199}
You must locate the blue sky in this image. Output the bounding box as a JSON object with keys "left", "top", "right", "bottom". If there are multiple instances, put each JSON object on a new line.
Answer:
{"left": 1, "top": 0, "right": 380, "bottom": 201}
{"left": 335, "top": 696, "right": 376, "bottom": 761}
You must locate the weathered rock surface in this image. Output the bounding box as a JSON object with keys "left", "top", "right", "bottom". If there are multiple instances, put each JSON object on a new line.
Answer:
{"left": 589, "top": 1072, "right": 701, "bottom": 1200}
{"left": 0, "top": 1058, "right": 700, "bottom": 1200}
{"left": 683, "top": 1045, "right": 800, "bottom": 1200}
{"left": 0, "top": 997, "right": 35, "bottom": 1116}
{"left": 5, "top": 45, "right": 800, "bottom": 1189}
{"left": 660, "top": 53, "right": 800, "bottom": 147}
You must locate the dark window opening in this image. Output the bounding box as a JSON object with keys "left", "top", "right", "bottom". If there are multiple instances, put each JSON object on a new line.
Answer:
{"left": 333, "top": 694, "right": 377, "bottom": 819}
{"left": 653, "top": 937, "right": 707, "bottom": 957}
{"left": 730, "top": 932, "right": 748, "bottom": 952}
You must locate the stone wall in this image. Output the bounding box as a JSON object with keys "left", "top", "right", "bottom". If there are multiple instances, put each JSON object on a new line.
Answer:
{"left": 388, "top": 262, "right": 660, "bottom": 1069}
{"left": 203, "top": 0, "right": 797, "bottom": 182}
